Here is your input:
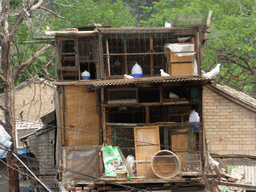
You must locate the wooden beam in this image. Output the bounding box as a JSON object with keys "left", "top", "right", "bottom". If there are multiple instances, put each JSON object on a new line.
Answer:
{"left": 106, "top": 39, "right": 111, "bottom": 76}
{"left": 54, "top": 87, "right": 62, "bottom": 169}
{"left": 101, "top": 87, "right": 107, "bottom": 145}
{"left": 98, "top": 32, "right": 105, "bottom": 79}
{"left": 195, "top": 31, "right": 201, "bottom": 76}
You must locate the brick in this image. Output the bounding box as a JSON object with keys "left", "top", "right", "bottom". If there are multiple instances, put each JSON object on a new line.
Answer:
{"left": 243, "top": 145, "right": 255, "bottom": 151}
{"left": 227, "top": 145, "right": 240, "bottom": 151}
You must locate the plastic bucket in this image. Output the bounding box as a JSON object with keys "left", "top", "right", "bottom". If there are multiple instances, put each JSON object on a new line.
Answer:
{"left": 81, "top": 76, "right": 90, "bottom": 80}
{"left": 132, "top": 74, "right": 142, "bottom": 78}
{"left": 191, "top": 122, "right": 200, "bottom": 130}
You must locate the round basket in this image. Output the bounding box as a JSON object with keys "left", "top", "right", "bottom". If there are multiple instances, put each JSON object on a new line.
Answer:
{"left": 151, "top": 150, "right": 181, "bottom": 179}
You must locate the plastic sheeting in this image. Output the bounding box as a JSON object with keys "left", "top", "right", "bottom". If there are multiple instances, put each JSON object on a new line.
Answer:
{"left": 164, "top": 43, "right": 195, "bottom": 57}
{"left": 164, "top": 43, "right": 198, "bottom": 75}
{"left": 0, "top": 125, "right": 12, "bottom": 158}
{"left": 62, "top": 145, "right": 102, "bottom": 183}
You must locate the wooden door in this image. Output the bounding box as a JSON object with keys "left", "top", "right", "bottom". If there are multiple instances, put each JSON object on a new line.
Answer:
{"left": 134, "top": 126, "right": 160, "bottom": 178}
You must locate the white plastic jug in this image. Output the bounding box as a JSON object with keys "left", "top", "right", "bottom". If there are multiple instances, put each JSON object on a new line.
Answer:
{"left": 81, "top": 70, "right": 90, "bottom": 80}
{"left": 189, "top": 110, "right": 200, "bottom": 130}
{"left": 131, "top": 62, "right": 142, "bottom": 78}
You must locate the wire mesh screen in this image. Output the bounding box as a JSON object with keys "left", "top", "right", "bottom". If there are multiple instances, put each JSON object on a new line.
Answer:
{"left": 178, "top": 153, "right": 202, "bottom": 175}
{"left": 103, "top": 32, "right": 187, "bottom": 77}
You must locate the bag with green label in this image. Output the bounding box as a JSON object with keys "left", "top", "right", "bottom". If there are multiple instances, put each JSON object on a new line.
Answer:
{"left": 102, "top": 146, "right": 127, "bottom": 177}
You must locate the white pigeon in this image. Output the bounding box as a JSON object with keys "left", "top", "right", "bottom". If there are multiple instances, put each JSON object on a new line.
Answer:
{"left": 165, "top": 22, "right": 171, "bottom": 27}
{"left": 124, "top": 74, "right": 134, "bottom": 79}
{"left": 203, "top": 64, "right": 221, "bottom": 78}
{"left": 160, "top": 69, "right": 170, "bottom": 77}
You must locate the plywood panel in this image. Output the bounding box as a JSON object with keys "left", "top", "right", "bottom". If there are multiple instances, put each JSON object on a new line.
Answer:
{"left": 64, "top": 86, "right": 99, "bottom": 146}
{"left": 134, "top": 126, "right": 160, "bottom": 179}
{"left": 171, "top": 133, "right": 196, "bottom": 156}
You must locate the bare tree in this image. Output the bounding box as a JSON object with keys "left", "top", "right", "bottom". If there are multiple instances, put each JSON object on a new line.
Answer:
{"left": 0, "top": 0, "right": 61, "bottom": 191}
{"left": 215, "top": 49, "right": 256, "bottom": 98}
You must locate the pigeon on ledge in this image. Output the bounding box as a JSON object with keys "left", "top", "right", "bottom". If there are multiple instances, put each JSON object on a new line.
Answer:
{"left": 203, "top": 64, "right": 221, "bottom": 78}
{"left": 124, "top": 74, "right": 134, "bottom": 79}
{"left": 160, "top": 69, "right": 170, "bottom": 77}
{"left": 165, "top": 22, "right": 171, "bottom": 27}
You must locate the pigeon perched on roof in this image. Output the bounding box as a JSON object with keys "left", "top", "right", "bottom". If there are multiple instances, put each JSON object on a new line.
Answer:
{"left": 124, "top": 74, "right": 134, "bottom": 79}
{"left": 165, "top": 22, "right": 171, "bottom": 27}
{"left": 160, "top": 69, "right": 170, "bottom": 77}
{"left": 203, "top": 64, "right": 221, "bottom": 78}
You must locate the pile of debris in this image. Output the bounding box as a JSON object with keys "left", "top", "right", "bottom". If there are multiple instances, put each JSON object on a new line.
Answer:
{"left": 203, "top": 153, "right": 256, "bottom": 192}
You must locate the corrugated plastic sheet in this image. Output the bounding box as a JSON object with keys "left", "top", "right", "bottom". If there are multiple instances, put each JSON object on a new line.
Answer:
{"left": 92, "top": 77, "right": 212, "bottom": 87}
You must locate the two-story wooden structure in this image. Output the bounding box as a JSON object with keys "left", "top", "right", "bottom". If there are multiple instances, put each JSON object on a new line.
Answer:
{"left": 52, "top": 21, "right": 213, "bottom": 191}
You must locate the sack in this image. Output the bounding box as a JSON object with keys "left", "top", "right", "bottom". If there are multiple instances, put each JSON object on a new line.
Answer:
{"left": 102, "top": 146, "right": 127, "bottom": 177}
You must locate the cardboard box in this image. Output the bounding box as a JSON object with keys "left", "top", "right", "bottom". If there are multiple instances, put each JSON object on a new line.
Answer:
{"left": 168, "top": 62, "right": 193, "bottom": 76}
{"left": 166, "top": 43, "right": 195, "bottom": 63}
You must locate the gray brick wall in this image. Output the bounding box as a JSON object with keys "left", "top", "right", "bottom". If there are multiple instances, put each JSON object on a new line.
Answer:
{"left": 203, "top": 86, "right": 256, "bottom": 155}
{"left": 27, "top": 128, "right": 58, "bottom": 191}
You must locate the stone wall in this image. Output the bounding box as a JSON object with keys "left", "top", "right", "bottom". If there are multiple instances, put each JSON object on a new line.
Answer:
{"left": 203, "top": 86, "right": 256, "bottom": 156}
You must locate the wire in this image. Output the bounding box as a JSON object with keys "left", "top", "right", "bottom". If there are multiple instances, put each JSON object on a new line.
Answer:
{"left": 0, "top": 114, "right": 204, "bottom": 154}
{"left": 0, "top": 146, "right": 148, "bottom": 192}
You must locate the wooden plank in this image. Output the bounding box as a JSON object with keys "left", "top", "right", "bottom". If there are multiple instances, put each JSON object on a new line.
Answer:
{"left": 171, "top": 133, "right": 189, "bottom": 155}
{"left": 54, "top": 88, "right": 62, "bottom": 168}
{"left": 164, "top": 127, "right": 169, "bottom": 150}
{"left": 101, "top": 87, "right": 107, "bottom": 145}
{"left": 195, "top": 31, "right": 201, "bottom": 76}
{"left": 134, "top": 126, "right": 160, "bottom": 179}
{"left": 64, "top": 86, "right": 100, "bottom": 146}
{"left": 98, "top": 32, "right": 105, "bottom": 79}
{"left": 145, "top": 106, "right": 150, "bottom": 123}
{"left": 106, "top": 39, "right": 111, "bottom": 76}
{"left": 62, "top": 147, "right": 67, "bottom": 176}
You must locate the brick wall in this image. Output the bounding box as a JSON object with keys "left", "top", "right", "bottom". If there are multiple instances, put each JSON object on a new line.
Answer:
{"left": 27, "top": 127, "right": 58, "bottom": 191}
{"left": 203, "top": 86, "right": 256, "bottom": 156}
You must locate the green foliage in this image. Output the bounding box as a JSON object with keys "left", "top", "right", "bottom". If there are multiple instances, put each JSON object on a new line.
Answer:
{"left": 139, "top": 0, "right": 256, "bottom": 94}
{"left": 51, "top": 0, "right": 136, "bottom": 29}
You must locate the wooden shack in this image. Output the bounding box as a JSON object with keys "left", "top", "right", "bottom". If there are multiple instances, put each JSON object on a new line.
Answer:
{"left": 52, "top": 21, "right": 213, "bottom": 191}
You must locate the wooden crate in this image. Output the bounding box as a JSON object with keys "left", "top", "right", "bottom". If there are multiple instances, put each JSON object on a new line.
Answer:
{"left": 168, "top": 62, "right": 193, "bottom": 76}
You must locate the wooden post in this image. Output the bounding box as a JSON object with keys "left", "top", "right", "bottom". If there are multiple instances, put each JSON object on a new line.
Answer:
{"left": 188, "top": 126, "right": 194, "bottom": 154}
{"left": 106, "top": 39, "right": 111, "bottom": 76}
{"left": 98, "top": 32, "right": 105, "bottom": 79}
{"left": 124, "top": 39, "right": 128, "bottom": 74}
{"left": 145, "top": 106, "right": 150, "bottom": 123}
{"left": 150, "top": 36, "right": 154, "bottom": 76}
{"left": 164, "top": 127, "right": 169, "bottom": 150}
{"left": 101, "top": 87, "right": 107, "bottom": 145}
{"left": 195, "top": 31, "right": 201, "bottom": 76}
{"left": 111, "top": 126, "right": 116, "bottom": 146}
{"left": 54, "top": 87, "right": 63, "bottom": 171}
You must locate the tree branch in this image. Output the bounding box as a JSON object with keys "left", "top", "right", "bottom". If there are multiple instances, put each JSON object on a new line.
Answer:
{"left": 39, "top": 6, "right": 64, "bottom": 19}
{"left": 0, "top": 74, "right": 8, "bottom": 84}
{"left": 14, "top": 44, "right": 52, "bottom": 80}
{"left": 12, "top": 39, "right": 21, "bottom": 65}
{"left": 9, "top": 0, "right": 44, "bottom": 43}
{"left": 43, "top": 48, "right": 55, "bottom": 79}
{"left": 0, "top": 103, "right": 8, "bottom": 113}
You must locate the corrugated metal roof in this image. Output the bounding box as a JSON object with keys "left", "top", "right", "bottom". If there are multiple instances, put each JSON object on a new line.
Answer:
{"left": 53, "top": 76, "right": 213, "bottom": 87}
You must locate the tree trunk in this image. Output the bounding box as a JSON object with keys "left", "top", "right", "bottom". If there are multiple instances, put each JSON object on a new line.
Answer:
{"left": 2, "top": 43, "right": 20, "bottom": 192}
